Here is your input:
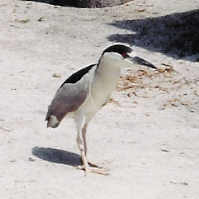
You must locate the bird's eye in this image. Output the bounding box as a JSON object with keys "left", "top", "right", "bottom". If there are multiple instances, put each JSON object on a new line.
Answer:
{"left": 122, "top": 52, "right": 126, "bottom": 58}
{"left": 122, "top": 52, "right": 129, "bottom": 58}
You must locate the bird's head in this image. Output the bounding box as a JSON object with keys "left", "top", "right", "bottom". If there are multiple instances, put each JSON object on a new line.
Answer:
{"left": 101, "top": 44, "right": 157, "bottom": 69}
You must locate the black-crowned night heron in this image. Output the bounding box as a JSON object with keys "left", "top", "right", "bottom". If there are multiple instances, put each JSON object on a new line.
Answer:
{"left": 45, "top": 44, "right": 156, "bottom": 175}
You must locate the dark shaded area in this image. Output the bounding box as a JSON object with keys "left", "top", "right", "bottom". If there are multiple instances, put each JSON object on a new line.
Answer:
{"left": 21, "top": 0, "right": 81, "bottom": 7}
{"left": 21, "top": 0, "right": 132, "bottom": 8}
{"left": 108, "top": 9, "right": 199, "bottom": 61}
{"left": 32, "top": 146, "right": 81, "bottom": 166}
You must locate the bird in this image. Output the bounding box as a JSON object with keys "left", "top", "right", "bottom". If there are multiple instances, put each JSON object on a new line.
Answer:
{"left": 45, "top": 44, "right": 156, "bottom": 175}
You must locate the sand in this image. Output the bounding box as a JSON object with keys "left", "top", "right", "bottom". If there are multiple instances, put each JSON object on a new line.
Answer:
{"left": 0, "top": 0, "right": 199, "bottom": 198}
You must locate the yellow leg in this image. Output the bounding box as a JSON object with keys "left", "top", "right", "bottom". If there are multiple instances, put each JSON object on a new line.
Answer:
{"left": 75, "top": 115, "right": 109, "bottom": 176}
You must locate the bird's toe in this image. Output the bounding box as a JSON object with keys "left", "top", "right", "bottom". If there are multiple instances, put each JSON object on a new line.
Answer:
{"left": 76, "top": 164, "right": 109, "bottom": 176}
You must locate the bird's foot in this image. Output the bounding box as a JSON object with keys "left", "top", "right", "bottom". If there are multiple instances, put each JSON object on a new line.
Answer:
{"left": 81, "top": 159, "right": 107, "bottom": 169}
{"left": 88, "top": 161, "right": 104, "bottom": 168}
{"left": 76, "top": 164, "right": 109, "bottom": 176}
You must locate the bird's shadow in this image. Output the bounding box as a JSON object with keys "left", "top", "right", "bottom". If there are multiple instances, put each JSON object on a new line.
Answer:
{"left": 32, "top": 146, "right": 81, "bottom": 166}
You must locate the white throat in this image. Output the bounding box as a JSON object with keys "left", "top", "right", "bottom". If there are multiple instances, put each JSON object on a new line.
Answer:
{"left": 96, "top": 52, "right": 123, "bottom": 84}
{"left": 89, "top": 53, "right": 123, "bottom": 107}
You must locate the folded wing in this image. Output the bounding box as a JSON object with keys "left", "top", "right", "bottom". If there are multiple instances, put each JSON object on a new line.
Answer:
{"left": 46, "top": 64, "right": 96, "bottom": 125}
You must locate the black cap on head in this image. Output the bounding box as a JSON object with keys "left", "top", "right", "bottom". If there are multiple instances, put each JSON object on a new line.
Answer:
{"left": 103, "top": 44, "right": 132, "bottom": 58}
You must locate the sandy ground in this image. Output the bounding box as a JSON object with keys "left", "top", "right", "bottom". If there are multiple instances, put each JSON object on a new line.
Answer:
{"left": 0, "top": 0, "right": 199, "bottom": 198}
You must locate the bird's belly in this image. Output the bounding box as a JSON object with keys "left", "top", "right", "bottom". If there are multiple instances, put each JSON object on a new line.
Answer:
{"left": 76, "top": 97, "right": 100, "bottom": 121}
{"left": 76, "top": 65, "right": 120, "bottom": 121}
{"left": 76, "top": 89, "right": 111, "bottom": 122}
{"left": 91, "top": 77, "right": 119, "bottom": 107}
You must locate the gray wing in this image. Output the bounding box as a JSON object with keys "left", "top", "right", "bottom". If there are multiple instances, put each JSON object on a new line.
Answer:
{"left": 46, "top": 68, "right": 95, "bottom": 122}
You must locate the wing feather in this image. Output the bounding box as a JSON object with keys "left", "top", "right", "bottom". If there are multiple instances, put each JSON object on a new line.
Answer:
{"left": 46, "top": 65, "right": 96, "bottom": 122}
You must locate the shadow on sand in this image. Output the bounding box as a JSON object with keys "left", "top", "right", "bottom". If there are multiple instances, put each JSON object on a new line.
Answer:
{"left": 32, "top": 146, "right": 81, "bottom": 166}
{"left": 21, "top": 0, "right": 132, "bottom": 8}
{"left": 108, "top": 9, "right": 199, "bottom": 61}
{"left": 21, "top": 0, "right": 81, "bottom": 7}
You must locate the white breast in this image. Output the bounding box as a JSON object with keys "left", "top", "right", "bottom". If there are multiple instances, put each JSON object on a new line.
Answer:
{"left": 92, "top": 53, "right": 121, "bottom": 102}
{"left": 76, "top": 53, "right": 123, "bottom": 121}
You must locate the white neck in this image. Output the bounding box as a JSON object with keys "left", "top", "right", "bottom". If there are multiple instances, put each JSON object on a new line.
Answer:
{"left": 90, "top": 53, "right": 123, "bottom": 106}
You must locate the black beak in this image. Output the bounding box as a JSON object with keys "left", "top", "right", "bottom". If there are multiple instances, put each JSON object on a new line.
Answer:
{"left": 129, "top": 56, "right": 157, "bottom": 69}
